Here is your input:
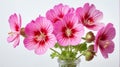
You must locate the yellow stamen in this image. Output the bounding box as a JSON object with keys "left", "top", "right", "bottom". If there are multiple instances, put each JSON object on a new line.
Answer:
{"left": 35, "top": 32, "right": 46, "bottom": 41}
{"left": 8, "top": 32, "right": 13, "bottom": 34}
{"left": 65, "top": 28, "right": 72, "bottom": 37}
{"left": 104, "top": 41, "right": 110, "bottom": 48}
{"left": 8, "top": 32, "right": 15, "bottom": 36}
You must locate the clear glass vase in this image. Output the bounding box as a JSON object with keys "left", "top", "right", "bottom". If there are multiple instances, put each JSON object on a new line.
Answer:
{"left": 58, "top": 59, "right": 80, "bottom": 67}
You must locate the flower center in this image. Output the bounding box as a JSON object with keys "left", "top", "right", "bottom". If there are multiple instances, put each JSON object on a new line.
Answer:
{"left": 88, "top": 17, "right": 94, "bottom": 24}
{"left": 34, "top": 32, "right": 49, "bottom": 45}
{"left": 65, "top": 28, "right": 72, "bottom": 37}
{"left": 36, "top": 32, "right": 46, "bottom": 41}
{"left": 83, "top": 13, "right": 94, "bottom": 25}
{"left": 104, "top": 40, "right": 110, "bottom": 48}
{"left": 84, "top": 18, "right": 94, "bottom": 25}
{"left": 15, "top": 24, "right": 19, "bottom": 31}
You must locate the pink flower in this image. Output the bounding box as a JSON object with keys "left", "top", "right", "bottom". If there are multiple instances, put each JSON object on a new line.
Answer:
{"left": 7, "top": 13, "right": 22, "bottom": 48}
{"left": 76, "top": 3, "right": 104, "bottom": 31}
{"left": 24, "top": 16, "right": 57, "bottom": 55}
{"left": 54, "top": 13, "right": 84, "bottom": 46}
{"left": 46, "top": 3, "right": 74, "bottom": 24}
{"left": 94, "top": 23, "right": 116, "bottom": 58}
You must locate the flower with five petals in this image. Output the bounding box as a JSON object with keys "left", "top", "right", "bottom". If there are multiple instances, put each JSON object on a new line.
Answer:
{"left": 94, "top": 23, "right": 116, "bottom": 58}
{"left": 54, "top": 13, "right": 84, "bottom": 46}
{"left": 24, "top": 16, "right": 57, "bottom": 55}
{"left": 76, "top": 3, "right": 104, "bottom": 31}
{"left": 7, "top": 13, "right": 22, "bottom": 48}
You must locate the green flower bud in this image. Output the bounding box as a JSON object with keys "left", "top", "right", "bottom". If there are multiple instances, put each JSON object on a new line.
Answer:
{"left": 85, "top": 51, "right": 94, "bottom": 61}
{"left": 85, "top": 31, "right": 95, "bottom": 43}
{"left": 88, "top": 45, "right": 94, "bottom": 52}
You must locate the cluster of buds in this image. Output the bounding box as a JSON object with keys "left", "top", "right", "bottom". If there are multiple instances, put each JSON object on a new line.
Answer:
{"left": 83, "top": 31, "right": 96, "bottom": 61}
{"left": 85, "top": 45, "right": 95, "bottom": 61}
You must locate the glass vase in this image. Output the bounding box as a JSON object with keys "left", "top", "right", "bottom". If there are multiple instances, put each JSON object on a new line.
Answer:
{"left": 58, "top": 59, "right": 80, "bottom": 67}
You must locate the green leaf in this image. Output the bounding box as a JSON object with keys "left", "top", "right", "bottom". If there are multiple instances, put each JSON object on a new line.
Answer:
{"left": 79, "top": 42, "right": 87, "bottom": 52}
{"left": 59, "top": 50, "right": 78, "bottom": 61}
{"left": 50, "top": 52, "right": 58, "bottom": 59}
{"left": 54, "top": 43, "right": 59, "bottom": 48}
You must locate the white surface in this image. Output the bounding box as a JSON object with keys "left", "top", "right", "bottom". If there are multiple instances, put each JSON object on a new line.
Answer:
{"left": 0, "top": 0, "right": 119, "bottom": 67}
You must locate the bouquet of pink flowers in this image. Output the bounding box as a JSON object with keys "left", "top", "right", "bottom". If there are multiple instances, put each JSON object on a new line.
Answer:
{"left": 7, "top": 3, "right": 116, "bottom": 62}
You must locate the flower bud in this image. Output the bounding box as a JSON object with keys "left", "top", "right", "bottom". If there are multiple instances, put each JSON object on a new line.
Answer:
{"left": 88, "top": 45, "right": 94, "bottom": 52}
{"left": 20, "top": 28, "right": 26, "bottom": 37}
{"left": 85, "top": 31, "right": 95, "bottom": 43}
{"left": 85, "top": 51, "right": 94, "bottom": 61}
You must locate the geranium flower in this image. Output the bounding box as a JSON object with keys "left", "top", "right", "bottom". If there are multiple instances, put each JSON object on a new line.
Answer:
{"left": 94, "top": 23, "right": 116, "bottom": 58}
{"left": 76, "top": 3, "right": 104, "bottom": 31}
{"left": 54, "top": 13, "right": 84, "bottom": 46}
{"left": 7, "top": 13, "right": 21, "bottom": 48}
{"left": 24, "top": 16, "right": 57, "bottom": 55}
{"left": 46, "top": 3, "right": 74, "bottom": 24}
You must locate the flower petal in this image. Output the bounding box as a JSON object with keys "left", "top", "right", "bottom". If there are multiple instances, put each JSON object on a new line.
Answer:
{"left": 13, "top": 36, "right": 20, "bottom": 48}
{"left": 92, "top": 10, "right": 103, "bottom": 22}
{"left": 69, "top": 36, "right": 81, "bottom": 46}
{"left": 46, "top": 34, "right": 57, "bottom": 48}
{"left": 46, "top": 3, "right": 73, "bottom": 23}
{"left": 25, "top": 20, "right": 38, "bottom": 36}
{"left": 8, "top": 13, "right": 21, "bottom": 31}
{"left": 56, "top": 33, "right": 69, "bottom": 46}
{"left": 104, "top": 23, "right": 116, "bottom": 40}
{"left": 100, "top": 48, "right": 108, "bottom": 58}
{"left": 87, "top": 22, "right": 104, "bottom": 31}
{"left": 76, "top": 7, "right": 83, "bottom": 23}
{"left": 83, "top": 3, "right": 90, "bottom": 13}
{"left": 94, "top": 27, "right": 105, "bottom": 52}
{"left": 18, "top": 14, "right": 22, "bottom": 27}
{"left": 7, "top": 33, "right": 18, "bottom": 43}
{"left": 54, "top": 20, "right": 65, "bottom": 35}
{"left": 35, "top": 44, "right": 48, "bottom": 55}
{"left": 46, "top": 9, "right": 58, "bottom": 23}
{"left": 24, "top": 36, "right": 38, "bottom": 50}
{"left": 35, "top": 17, "right": 53, "bottom": 33}
{"left": 103, "top": 40, "right": 114, "bottom": 53}
{"left": 63, "top": 13, "right": 78, "bottom": 25}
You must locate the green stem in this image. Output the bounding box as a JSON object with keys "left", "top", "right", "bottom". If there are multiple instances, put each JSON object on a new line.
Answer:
{"left": 68, "top": 45, "right": 70, "bottom": 52}
{"left": 50, "top": 48, "right": 61, "bottom": 55}
{"left": 76, "top": 54, "right": 83, "bottom": 60}
{"left": 69, "top": 45, "right": 72, "bottom": 51}
{"left": 66, "top": 46, "right": 69, "bottom": 52}
{"left": 60, "top": 46, "right": 63, "bottom": 52}
{"left": 82, "top": 37, "right": 86, "bottom": 40}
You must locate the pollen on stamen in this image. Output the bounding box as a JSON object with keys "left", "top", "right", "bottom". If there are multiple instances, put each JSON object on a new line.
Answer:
{"left": 65, "top": 28, "right": 72, "bottom": 37}
{"left": 104, "top": 41, "right": 110, "bottom": 48}
{"left": 8, "top": 32, "right": 15, "bottom": 36}
{"left": 35, "top": 32, "right": 46, "bottom": 42}
{"left": 8, "top": 32, "right": 12, "bottom": 34}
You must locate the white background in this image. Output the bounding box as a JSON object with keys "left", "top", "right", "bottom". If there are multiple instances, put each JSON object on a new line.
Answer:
{"left": 0, "top": 0, "right": 119, "bottom": 67}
